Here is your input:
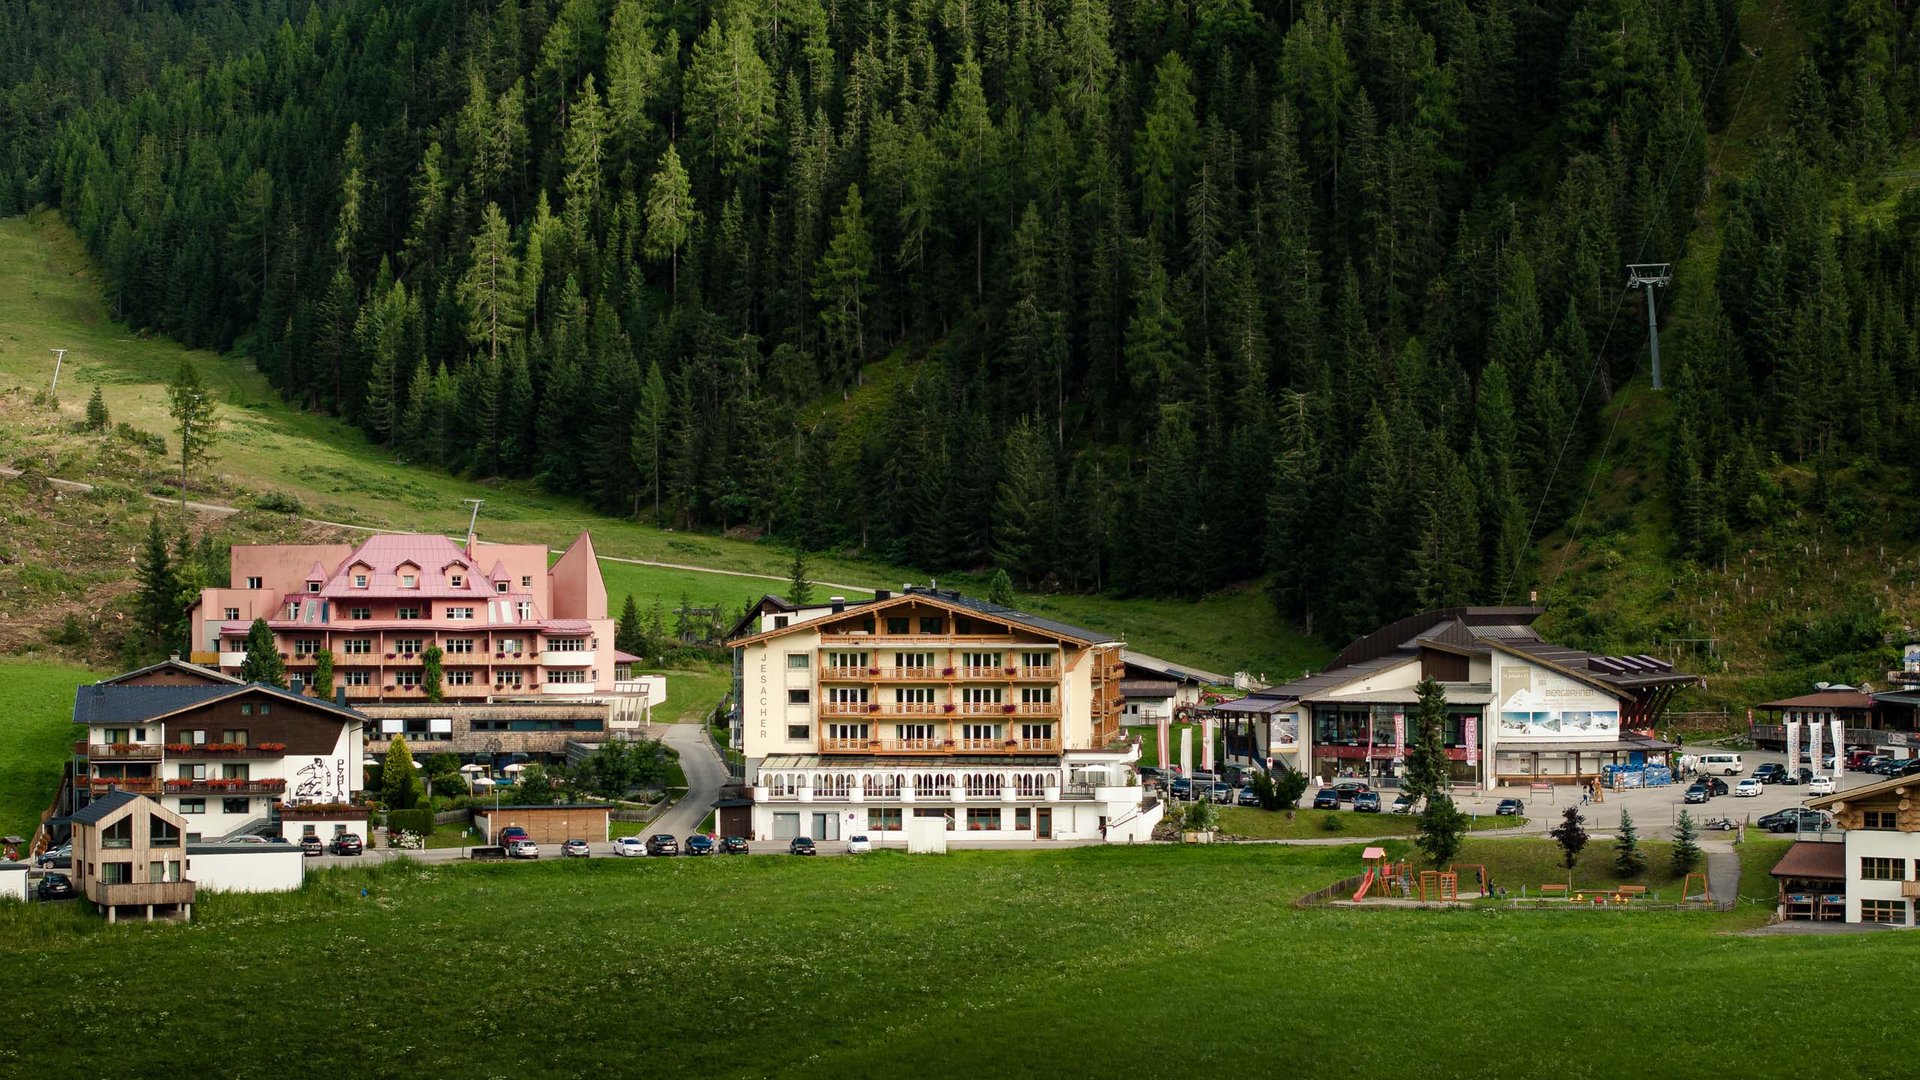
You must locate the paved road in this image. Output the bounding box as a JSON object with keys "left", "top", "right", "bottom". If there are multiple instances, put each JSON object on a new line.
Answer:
{"left": 640, "top": 722, "right": 731, "bottom": 839}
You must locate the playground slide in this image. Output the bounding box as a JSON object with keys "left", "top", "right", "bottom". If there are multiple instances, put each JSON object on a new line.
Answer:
{"left": 1352, "top": 869, "right": 1375, "bottom": 901}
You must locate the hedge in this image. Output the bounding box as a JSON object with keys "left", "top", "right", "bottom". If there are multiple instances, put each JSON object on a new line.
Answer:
{"left": 387, "top": 808, "right": 436, "bottom": 839}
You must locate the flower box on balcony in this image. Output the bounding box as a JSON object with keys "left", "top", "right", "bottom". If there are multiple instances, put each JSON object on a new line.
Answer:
{"left": 384, "top": 684, "right": 395, "bottom": 691}
{"left": 1002, "top": 704, "right": 1017, "bottom": 714}
{"left": 278, "top": 652, "right": 288, "bottom": 659}
{"left": 496, "top": 651, "right": 506, "bottom": 658}
{"left": 165, "top": 743, "right": 194, "bottom": 753}
{"left": 1004, "top": 666, "right": 1018, "bottom": 675}
{"left": 867, "top": 667, "right": 880, "bottom": 675}
{"left": 513, "top": 651, "right": 524, "bottom": 658}
{"left": 258, "top": 742, "right": 285, "bottom": 752}
{"left": 867, "top": 704, "right": 881, "bottom": 713}
{"left": 385, "top": 652, "right": 396, "bottom": 659}
{"left": 942, "top": 704, "right": 956, "bottom": 714}
{"left": 941, "top": 739, "right": 956, "bottom": 747}
{"left": 942, "top": 667, "right": 956, "bottom": 676}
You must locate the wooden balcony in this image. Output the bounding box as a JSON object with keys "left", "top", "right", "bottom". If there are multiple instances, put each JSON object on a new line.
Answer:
{"left": 82, "top": 743, "right": 163, "bottom": 760}
{"left": 820, "top": 702, "right": 944, "bottom": 717}
{"left": 1902, "top": 880, "right": 1920, "bottom": 899}
{"left": 91, "top": 879, "right": 196, "bottom": 907}
{"left": 818, "top": 736, "right": 1062, "bottom": 755}
{"left": 85, "top": 776, "right": 162, "bottom": 794}
{"left": 819, "top": 633, "right": 1015, "bottom": 646}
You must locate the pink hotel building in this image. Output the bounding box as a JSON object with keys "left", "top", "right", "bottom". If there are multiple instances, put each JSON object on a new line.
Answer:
{"left": 185, "top": 532, "right": 620, "bottom": 702}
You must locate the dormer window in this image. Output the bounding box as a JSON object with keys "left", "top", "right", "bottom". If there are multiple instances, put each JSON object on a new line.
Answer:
{"left": 354, "top": 574, "right": 368, "bottom": 588}
{"left": 402, "top": 574, "right": 417, "bottom": 588}
{"left": 307, "top": 582, "right": 321, "bottom": 593}
{"left": 496, "top": 581, "right": 509, "bottom": 594}
{"left": 450, "top": 574, "right": 464, "bottom": 589}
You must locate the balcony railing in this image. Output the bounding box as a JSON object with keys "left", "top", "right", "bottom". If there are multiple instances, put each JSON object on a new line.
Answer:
{"left": 1902, "top": 880, "right": 1920, "bottom": 899}
{"left": 83, "top": 743, "right": 163, "bottom": 760}
{"left": 819, "top": 633, "right": 1016, "bottom": 646}
{"left": 817, "top": 736, "right": 1062, "bottom": 755}
{"left": 162, "top": 779, "right": 288, "bottom": 796}
{"left": 820, "top": 702, "right": 945, "bottom": 717}
{"left": 86, "top": 776, "right": 162, "bottom": 794}
{"left": 961, "top": 666, "right": 1060, "bottom": 680}
{"left": 161, "top": 743, "right": 287, "bottom": 758}
{"left": 539, "top": 650, "right": 596, "bottom": 667}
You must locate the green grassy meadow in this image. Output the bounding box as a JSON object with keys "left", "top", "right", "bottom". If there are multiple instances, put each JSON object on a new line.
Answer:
{"left": 0, "top": 656, "right": 102, "bottom": 840}
{"left": 1216, "top": 806, "right": 1528, "bottom": 841}
{"left": 0, "top": 842, "right": 1896, "bottom": 1077}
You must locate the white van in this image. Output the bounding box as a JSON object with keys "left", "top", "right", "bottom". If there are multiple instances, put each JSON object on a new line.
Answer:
{"left": 1699, "top": 752, "right": 1743, "bottom": 775}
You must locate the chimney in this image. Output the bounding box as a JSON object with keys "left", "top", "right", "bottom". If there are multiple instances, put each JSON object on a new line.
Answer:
{"left": 169, "top": 652, "right": 180, "bottom": 663}
{"left": 875, "top": 589, "right": 891, "bottom": 601}
{"left": 1528, "top": 590, "right": 1538, "bottom": 604}
{"left": 336, "top": 686, "right": 348, "bottom": 708}
{"left": 829, "top": 596, "right": 846, "bottom": 614}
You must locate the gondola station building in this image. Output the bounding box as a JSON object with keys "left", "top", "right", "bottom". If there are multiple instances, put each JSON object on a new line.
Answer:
{"left": 1216, "top": 607, "right": 1699, "bottom": 788}
{"left": 729, "top": 587, "right": 1155, "bottom": 845}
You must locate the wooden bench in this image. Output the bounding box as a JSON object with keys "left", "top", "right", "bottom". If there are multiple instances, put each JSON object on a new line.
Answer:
{"left": 1615, "top": 885, "right": 1648, "bottom": 898}
{"left": 1539, "top": 884, "right": 1569, "bottom": 896}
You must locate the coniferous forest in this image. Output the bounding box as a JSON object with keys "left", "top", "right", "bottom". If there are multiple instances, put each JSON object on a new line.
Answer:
{"left": 2, "top": 0, "right": 1918, "bottom": 645}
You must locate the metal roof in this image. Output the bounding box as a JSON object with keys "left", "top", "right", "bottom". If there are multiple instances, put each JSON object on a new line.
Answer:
{"left": 1122, "top": 650, "right": 1230, "bottom": 686}
{"left": 906, "top": 587, "right": 1116, "bottom": 645}
{"left": 70, "top": 789, "right": 142, "bottom": 825}
{"left": 72, "top": 681, "right": 367, "bottom": 727}
{"left": 760, "top": 754, "right": 1064, "bottom": 769}
{"left": 1769, "top": 840, "right": 1847, "bottom": 880}
{"left": 99, "top": 658, "right": 241, "bottom": 686}
{"left": 1755, "top": 690, "right": 1877, "bottom": 710}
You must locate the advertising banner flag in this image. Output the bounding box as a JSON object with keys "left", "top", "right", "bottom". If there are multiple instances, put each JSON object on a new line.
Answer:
{"left": 1809, "top": 716, "right": 1824, "bottom": 777}
{"left": 1202, "top": 715, "right": 1215, "bottom": 774}
{"left": 1157, "top": 718, "right": 1170, "bottom": 778}
{"left": 1464, "top": 716, "right": 1478, "bottom": 763}
{"left": 1393, "top": 712, "right": 1406, "bottom": 760}
{"left": 1180, "top": 726, "right": 1194, "bottom": 778}
{"left": 1786, "top": 716, "right": 1802, "bottom": 777}
{"left": 1831, "top": 718, "right": 1846, "bottom": 780}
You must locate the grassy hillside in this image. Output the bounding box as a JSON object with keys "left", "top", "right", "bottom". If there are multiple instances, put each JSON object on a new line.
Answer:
{"left": 0, "top": 657, "right": 102, "bottom": 839}
{"left": 0, "top": 211, "right": 1328, "bottom": 679}
{"left": 0, "top": 844, "right": 1877, "bottom": 1077}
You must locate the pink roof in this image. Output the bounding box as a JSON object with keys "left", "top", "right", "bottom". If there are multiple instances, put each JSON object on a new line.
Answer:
{"left": 613, "top": 650, "right": 643, "bottom": 663}
{"left": 317, "top": 534, "right": 501, "bottom": 600}
{"left": 545, "top": 619, "right": 593, "bottom": 632}
{"left": 304, "top": 561, "right": 328, "bottom": 581}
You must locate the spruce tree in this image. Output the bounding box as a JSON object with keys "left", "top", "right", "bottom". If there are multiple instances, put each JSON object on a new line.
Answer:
{"left": 987, "top": 568, "right": 1017, "bottom": 608}
{"left": 1550, "top": 805, "right": 1589, "bottom": 885}
{"left": 84, "top": 386, "right": 109, "bottom": 431}
{"left": 1403, "top": 675, "right": 1451, "bottom": 801}
{"left": 1415, "top": 794, "right": 1467, "bottom": 867}
{"left": 134, "top": 516, "right": 178, "bottom": 656}
{"left": 239, "top": 617, "right": 284, "bottom": 687}
{"left": 787, "top": 550, "right": 813, "bottom": 606}
{"left": 814, "top": 184, "right": 875, "bottom": 391}
{"left": 167, "top": 357, "right": 219, "bottom": 487}
{"left": 642, "top": 143, "right": 694, "bottom": 297}
{"left": 382, "top": 735, "right": 419, "bottom": 809}
{"left": 1614, "top": 808, "right": 1646, "bottom": 878}
{"left": 1671, "top": 810, "right": 1703, "bottom": 875}
{"left": 616, "top": 594, "right": 646, "bottom": 656}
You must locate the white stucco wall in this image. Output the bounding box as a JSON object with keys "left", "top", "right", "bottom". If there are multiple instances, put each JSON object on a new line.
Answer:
{"left": 0, "top": 865, "right": 26, "bottom": 902}
{"left": 187, "top": 847, "right": 305, "bottom": 893}
{"left": 1844, "top": 830, "right": 1919, "bottom": 924}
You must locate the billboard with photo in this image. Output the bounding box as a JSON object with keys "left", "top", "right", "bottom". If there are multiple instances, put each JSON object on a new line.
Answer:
{"left": 1494, "top": 661, "right": 1620, "bottom": 741}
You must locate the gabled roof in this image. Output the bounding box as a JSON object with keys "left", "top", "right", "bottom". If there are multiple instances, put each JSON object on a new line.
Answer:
{"left": 1806, "top": 773, "right": 1917, "bottom": 811}
{"left": 99, "top": 658, "right": 242, "bottom": 687}
{"left": 1756, "top": 689, "right": 1876, "bottom": 710}
{"left": 1123, "top": 650, "right": 1230, "bottom": 686}
{"left": 74, "top": 681, "right": 366, "bottom": 727}
{"left": 304, "top": 561, "right": 328, "bottom": 581}
{"left": 732, "top": 586, "right": 1116, "bottom": 648}
{"left": 318, "top": 534, "right": 498, "bottom": 600}
{"left": 70, "top": 789, "right": 142, "bottom": 825}
{"left": 1770, "top": 840, "right": 1847, "bottom": 880}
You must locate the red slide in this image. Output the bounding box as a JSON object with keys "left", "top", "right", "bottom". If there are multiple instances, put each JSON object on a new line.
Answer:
{"left": 1352, "top": 869, "right": 1375, "bottom": 901}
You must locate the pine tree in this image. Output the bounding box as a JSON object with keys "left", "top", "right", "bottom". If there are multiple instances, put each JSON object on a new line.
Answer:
{"left": 1136, "top": 51, "right": 1199, "bottom": 237}
{"left": 1415, "top": 794, "right": 1467, "bottom": 867}
{"left": 642, "top": 143, "right": 695, "bottom": 297}
{"left": 84, "top": 386, "right": 109, "bottom": 431}
{"left": 1671, "top": 810, "right": 1703, "bottom": 875}
{"left": 167, "top": 357, "right": 219, "bottom": 485}
{"left": 787, "top": 550, "right": 813, "bottom": 606}
{"left": 134, "top": 516, "right": 179, "bottom": 656}
{"left": 1403, "top": 675, "right": 1451, "bottom": 801}
{"left": 458, "top": 202, "right": 521, "bottom": 364}
{"left": 991, "top": 416, "right": 1056, "bottom": 585}
{"left": 616, "top": 594, "right": 647, "bottom": 656}
{"left": 814, "top": 184, "right": 875, "bottom": 391}
{"left": 240, "top": 617, "right": 284, "bottom": 687}
{"left": 630, "top": 360, "right": 669, "bottom": 522}
{"left": 1614, "top": 808, "right": 1646, "bottom": 877}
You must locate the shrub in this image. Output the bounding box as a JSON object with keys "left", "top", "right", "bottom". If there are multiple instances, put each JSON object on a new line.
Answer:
{"left": 113, "top": 422, "right": 167, "bottom": 455}
{"left": 249, "top": 490, "right": 305, "bottom": 514}
{"left": 388, "top": 808, "right": 436, "bottom": 839}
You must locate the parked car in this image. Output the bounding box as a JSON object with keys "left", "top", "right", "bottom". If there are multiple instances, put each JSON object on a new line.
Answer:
{"left": 298, "top": 835, "right": 325, "bottom": 857}
{"left": 1893, "top": 759, "right": 1920, "bottom": 778}
{"left": 1683, "top": 783, "right": 1713, "bottom": 804}
{"left": 645, "top": 834, "right": 680, "bottom": 857}
{"left": 329, "top": 833, "right": 364, "bottom": 856}
{"left": 1332, "top": 781, "right": 1372, "bottom": 802}
{"left": 1756, "top": 808, "right": 1804, "bottom": 831}
{"left": 1805, "top": 775, "right": 1836, "bottom": 796}
{"left": 1752, "top": 763, "right": 1787, "bottom": 784}
{"left": 35, "top": 844, "right": 70, "bottom": 869}
{"left": 789, "top": 836, "right": 817, "bottom": 855}
{"left": 684, "top": 834, "right": 715, "bottom": 856}
{"left": 612, "top": 836, "right": 646, "bottom": 857}
{"left": 1733, "top": 778, "right": 1763, "bottom": 798}
{"left": 36, "top": 872, "right": 75, "bottom": 901}
{"left": 1875, "top": 757, "right": 1916, "bottom": 776}
{"left": 719, "top": 836, "right": 750, "bottom": 854}
{"left": 1352, "top": 791, "right": 1382, "bottom": 812}
{"left": 1236, "top": 786, "right": 1263, "bottom": 807}
{"left": 1205, "top": 781, "right": 1236, "bottom": 804}
{"left": 225, "top": 835, "right": 268, "bottom": 845}
{"left": 1495, "top": 798, "right": 1525, "bottom": 816}
{"left": 1312, "top": 788, "right": 1340, "bottom": 810}
{"left": 508, "top": 839, "right": 539, "bottom": 859}
{"left": 1779, "top": 768, "right": 1815, "bottom": 786}
{"left": 1765, "top": 809, "right": 1835, "bottom": 834}
{"left": 847, "top": 834, "right": 873, "bottom": 853}
{"left": 498, "top": 826, "right": 530, "bottom": 846}
{"left": 561, "top": 838, "right": 591, "bottom": 858}
{"left": 1390, "top": 794, "right": 1419, "bottom": 815}
{"left": 1845, "top": 749, "right": 1878, "bottom": 770}
{"left": 1139, "top": 766, "right": 1172, "bottom": 787}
